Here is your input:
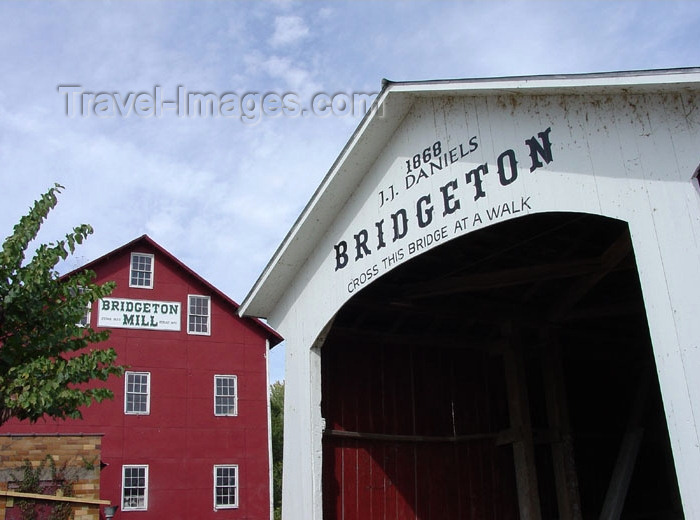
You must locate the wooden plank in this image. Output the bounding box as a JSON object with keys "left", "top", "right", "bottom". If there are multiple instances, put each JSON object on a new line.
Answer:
{"left": 384, "top": 445, "right": 398, "bottom": 520}
{"left": 414, "top": 446, "right": 429, "bottom": 520}
{"left": 471, "top": 438, "right": 487, "bottom": 520}
{"left": 599, "top": 372, "right": 650, "bottom": 520}
{"left": 599, "top": 428, "right": 645, "bottom": 520}
{"left": 368, "top": 443, "right": 386, "bottom": 520}
{"left": 549, "top": 232, "right": 632, "bottom": 322}
{"left": 0, "top": 490, "right": 110, "bottom": 506}
{"left": 343, "top": 440, "right": 359, "bottom": 520}
{"left": 504, "top": 342, "right": 543, "bottom": 520}
{"left": 369, "top": 347, "right": 386, "bottom": 520}
{"left": 458, "top": 443, "right": 471, "bottom": 520}
{"left": 337, "top": 343, "right": 359, "bottom": 520}
{"left": 494, "top": 444, "right": 521, "bottom": 520}
{"left": 541, "top": 335, "right": 583, "bottom": 520}
{"left": 357, "top": 442, "right": 372, "bottom": 520}
{"left": 324, "top": 429, "right": 498, "bottom": 443}
{"left": 395, "top": 444, "right": 416, "bottom": 520}
{"left": 354, "top": 342, "right": 373, "bottom": 518}
{"left": 322, "top": 438, "right": 340, "bottom": 520}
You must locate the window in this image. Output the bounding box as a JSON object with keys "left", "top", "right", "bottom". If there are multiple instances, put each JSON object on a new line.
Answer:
{"left": 125, "top": 372, "right": 150, "bottom": 415}
{"left": 122, "top": 465, "right": 148, "bottom": 511}
{"left": 214, "top": 375, "right": 237, "bottom": 416}
{"left": 214, "top": 465, "right": 238, "bottom": 509}
{"left": 71, "top": 286, "right": 90, "bottom": 327}
{"left": 130, "top": 253, "right": 154, "bottom": 288}
{"left": 188, "top": 295, "right": 210, "bottom": 335}
{"left": 78, "top": 302, "right": 91, "bottom": 327}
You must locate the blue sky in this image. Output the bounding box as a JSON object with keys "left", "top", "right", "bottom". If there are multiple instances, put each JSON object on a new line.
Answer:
{"left": 1, "top": 1, "right": 699, "bottom": 382}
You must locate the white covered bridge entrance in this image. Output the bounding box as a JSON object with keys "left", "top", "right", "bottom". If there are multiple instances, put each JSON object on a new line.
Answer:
{"left": 241, "top": 69, "right": 700, "bottom": 520}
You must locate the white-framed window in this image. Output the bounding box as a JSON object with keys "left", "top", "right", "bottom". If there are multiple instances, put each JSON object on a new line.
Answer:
{"left": 122, "top": 465, "right": 148, "bottom": 511}
{"left": 72, "top": 286, "right": 90, "bottom": 327}
{"left": 124, "top": 371, "right": 150, "bottom": 415}
{"left": 130, "top": 252, "right": 154, "bottom": 288}
{"left": 214, "top": 375, "right": 238, "bottom": 416}
{"left": 188, "top": 295, "right": 211, "bottom": 335}
{"left": 78, "top": 302, "right": 91, "bottom": 327}
{"left": 214, "top": 465, "right": 238, "bottom": 510}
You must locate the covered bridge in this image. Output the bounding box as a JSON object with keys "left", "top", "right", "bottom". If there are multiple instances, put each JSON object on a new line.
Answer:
{"left": 241, "top": 69, "right": 700, "bottom": 520}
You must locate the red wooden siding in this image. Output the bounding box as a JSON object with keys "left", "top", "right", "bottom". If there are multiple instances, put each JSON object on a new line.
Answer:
{"left": 322, "top": 340, "right": 519, "bottom": 520}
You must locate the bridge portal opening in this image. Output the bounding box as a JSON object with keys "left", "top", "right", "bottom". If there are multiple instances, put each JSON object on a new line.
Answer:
{"left": 321, "top": 212, "right": 683, "bottom": 520}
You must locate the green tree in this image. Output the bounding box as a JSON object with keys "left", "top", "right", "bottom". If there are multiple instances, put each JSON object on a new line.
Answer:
{"left": 270, "top": 381, "right": 284, "bottom": 520}
{"left": 0, "top": 184, "right": 124, "bottom": 426}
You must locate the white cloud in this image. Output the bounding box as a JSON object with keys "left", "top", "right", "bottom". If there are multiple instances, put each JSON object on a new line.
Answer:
{"left": 261, "top": 55, "right": 322, "bottom": 92}
{"left": 1, "top": 0, "right": 699, "bottom": 385}
{"left": 269, "top": 15, "right": 309, "bottom": 47}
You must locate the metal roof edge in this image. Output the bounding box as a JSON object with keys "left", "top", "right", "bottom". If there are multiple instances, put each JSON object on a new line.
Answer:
{"left": 381, "top": 67, "right": 700, "bottom": 91}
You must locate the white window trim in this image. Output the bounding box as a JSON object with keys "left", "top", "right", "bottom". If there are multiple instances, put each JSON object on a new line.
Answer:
{"left": 187, "top": 294, "right": 211, "bottom": 336}
{"left": 71, "top": 286, "right": 91, "bottom": 328}
{"left": 213, "top": 464, "right": 239, "bottom": 510}
{"left": 214, "top": 375, "right": 238, "bottom": 417}
{"left": 122, "top": 464, "right": 149, "bottom": 511}
{"left": 124, "top": 371, "right": 151, "bottom": 415}
{"left": 129, "top": 252, "right": 154, "bottom": 289}
{"left": 78, "top": 302, "right": 91, "bottom": 328}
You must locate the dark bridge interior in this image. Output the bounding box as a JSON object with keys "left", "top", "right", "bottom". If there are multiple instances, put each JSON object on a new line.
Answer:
{"left": 321, "top": 212, "right": 683, "bottom": 520}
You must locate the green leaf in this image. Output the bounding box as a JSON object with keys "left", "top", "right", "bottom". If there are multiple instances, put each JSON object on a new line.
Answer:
{"left": 0, "top": 184, "right": 124, "bottom": 426}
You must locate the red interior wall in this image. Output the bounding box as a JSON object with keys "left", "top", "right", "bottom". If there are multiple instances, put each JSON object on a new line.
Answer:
{"left": 321, "top": 340, "right": 519, "bottom": 520}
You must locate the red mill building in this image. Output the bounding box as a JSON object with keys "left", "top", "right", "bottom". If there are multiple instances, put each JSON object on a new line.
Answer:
{"left": 240, "top": 69, "right": 700, "bottom": 520}
{"left": 2, "top": 235, "right": 282, "bottom": 519}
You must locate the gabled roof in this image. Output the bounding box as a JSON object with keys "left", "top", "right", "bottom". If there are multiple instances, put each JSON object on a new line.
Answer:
{"left": 239, "top": 67, "right": 700, "bottom": 319}
{"left": 65, "top": 234, "right": 283, "bottom": 346}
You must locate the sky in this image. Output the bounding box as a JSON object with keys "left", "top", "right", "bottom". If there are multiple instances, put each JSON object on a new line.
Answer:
{"left": 1, "top": 0, "right": 699, "bottom": 383}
